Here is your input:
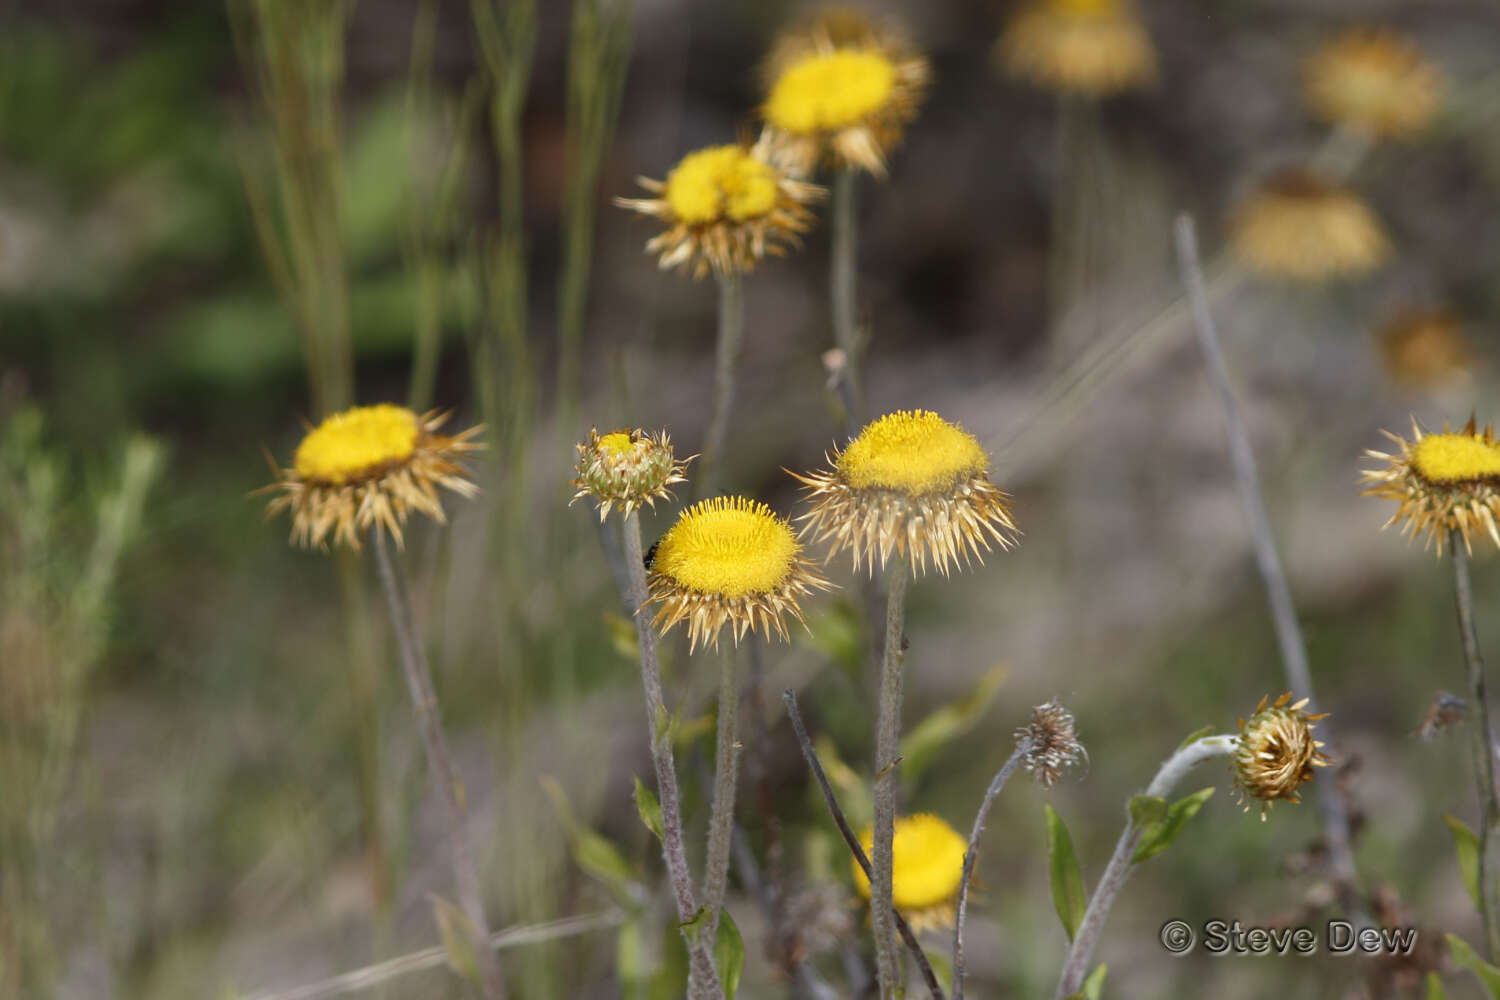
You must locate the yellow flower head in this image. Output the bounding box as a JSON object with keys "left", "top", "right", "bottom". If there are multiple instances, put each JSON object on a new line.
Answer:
{"left": 997, "top": 0, "right": 1157, "bottom": 97}
{"left": 761, "top": 8, "right": 930, "bottom": 177}
{"left": 571, "top": 427, "right": 692, "bottom": 522}
{"left": 1363, "top": 417, "right": 1500, "bottom": 554}
{"left": 1378, "top": 310, "right": 1473, "bottom": 391}
{"left": 615, "top": 135, "right": 823, "bottom": 277}
{"left": 792, "top": 410, "right": 1018, "bottom": 577}
{"left": 648, "top": 496, "right": 832, "bottom": 651}
{"left": 1233, "top": 693, "right": 1330, "bottom": 819}
{"left": 263, "top": 405, "right": 481, "bottom": 551}
{"left": 1231, "top": 168, "right": 1390, "bottom": 282}
{"left": 853, "top": 813, "right": 966, "bottom": 930}
{"left": 1305, "top": 28, "right": 1445, "bottom": 139}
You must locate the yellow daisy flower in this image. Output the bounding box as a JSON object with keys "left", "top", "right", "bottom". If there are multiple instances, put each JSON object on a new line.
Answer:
{"left": 792, "top": 409, "right": 1018, "bottom": 576}
{"left": 1305, "top": 28, "right": 1445, "bottom": 139}
{"left": 853, "top": 813, "right": 967, "bottom": 932}
{"left": 1377, "top": 310, "right": 1473, "bottom": 390}
{"left": 1231, "top": 168, "right": 1390, "bottom": 281}
{"left": 997, "top": 0, "right": 1157, "bottom": 97}
{"left": 614, "top": 135, "right": 823, "bottom": 277}
{"left": 647, "top": 495, "right": 832, "bottom": 652}
{"left": 761, "top": 8, "right": 930, "bottom": 178}
{"left": 263, "top": 404, "right": 481, "bottom": 551}
{"left": 1233, "top": 692, "right": 1331, "bottom": 820}
{"left": 570, "top": 427, "right": 692, "bottom": 522}
{"left": 1363, "top": 418, "right": 1500, "bottom": 554}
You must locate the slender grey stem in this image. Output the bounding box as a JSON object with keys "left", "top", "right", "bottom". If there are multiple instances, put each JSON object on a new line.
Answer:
{"left": 1054, "top": 735, "right": 1237, "bottom": 999}
{"left": 1452, "top": 530, "right": 1500, "bottom": 959}
{"left": 1174, "top": 214, "right": 1363, "bottom": 910}
{"left": 953, "top": 740, "right": 1032, "bottom": 1000}
{"left": 702, "top": 647, "right": 741, "bottom": 941}
{"left": 620, "top": 512, "right": 724, "bottom": 999}
{"left": 370, "top": 529, "right": 505, "bottom": 1000}
{"left": 699, "top": 268, "right": 744, "bottom": 499}
{"left": 782, "top": 690, "right": 945, "bottom": 1000}
{"left": 830, "top": 168, "right": 864, "bottom": 428}
{"left": 871, "top": 569, "right": 909, "bottom": 999}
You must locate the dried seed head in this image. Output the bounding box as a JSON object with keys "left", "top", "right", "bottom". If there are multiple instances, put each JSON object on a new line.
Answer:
{"left": 1016, "top": 700, "right": 1086, "bottom": 787}
{"left": 1234, "top": 692, "right": 1331, "bottom": 819}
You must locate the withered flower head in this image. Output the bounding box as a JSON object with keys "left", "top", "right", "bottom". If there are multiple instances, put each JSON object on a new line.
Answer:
{"left": 761, "top": 7, "right": 930, "bottom": 178}
{"left": 997, "top": 0, "right": 1157, "bottom": 97}
{"left": 1234, "top": 692, "right": 1330, "bottom": 819}
{"left": 1305, "top": 28, "right": 1445, "bottom": 139}
{"left": 648, "top": 495, "right": 832, "bottom": 652}
{"left": 615, "top": 134, "right": 824, "bottom": 277}
{"left": 1232, "top": 168, "right": 1390, "bottom": 282}
{"left": 1016, "top": 700, "right": 1086, "bottom": 787}
{"left": 571, "top": 427, "right": 691, "bottom": 522}
{"left": 792, "top": 409, "right": 1018, "bottom": 577}
{"left": 1377, "top": 310, "right": 1473, "bottom": 391}
{"left": 853, "top": 813, "right": 967, "bottom": 932}
{"left": 263, "top": 404, "right": 481, "bottom": 551}
{"left": 1362, "top": 417, "right": 1500, "bottom": 555}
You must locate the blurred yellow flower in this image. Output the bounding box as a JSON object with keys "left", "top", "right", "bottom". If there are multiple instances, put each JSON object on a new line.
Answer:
{"left": 1305, "top": 28, "right": 1444, "bottom": 139}
{"left": 647, "top": 496, "right": 831, "bottom": 651}
{"left": 793, "top": 409, "right": 1017, "bottom": 576}
{"left": 264, "top": 405, "right": 480, "bottom": 551}
{"left": 997, "top": 0, "right": 1157, "bottom": 97}
{"left": 853, "top": 813, "right": 966, "bottom": 930}
{"left": 615, "top": 137, "right": 823, "bottom": 277}
{"left": 1378, "top": 310, "right": 1473, "bottom": 390}
{"left": 762, "top": 8, "right": 929, "bottom": 177}
{"left": 1232, "top": 169, "right": 1390, "bottom": 281}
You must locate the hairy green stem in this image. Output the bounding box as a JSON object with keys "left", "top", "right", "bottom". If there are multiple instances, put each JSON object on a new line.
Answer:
{"left": 1054, "top": 735, "right": 1236, "bottom": 999}
{"left": 370, "top": 530, "right": 505, "bottom": 1000}
{"left": 872, "top": 569, "right": 909, "bottom": 998}
{"left": 699, "top": 269, "right": 744, "bottom": 499}
{"left": 830, "top": 168, "right": 864, "bottom": 428}
{"left": 1452, "top": 530, "right": 1500, "bottom": 959}
{"left": 953, "top": 739, "right": 1031, "bottom": 1000}
{"left": 620, "top": 513, "right": 724, "bottom": 998}
{"left": 701, "top": 646, "right": 740, "bottom": 943}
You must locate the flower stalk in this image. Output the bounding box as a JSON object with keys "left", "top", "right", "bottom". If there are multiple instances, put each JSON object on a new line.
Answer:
{"left": 700, "top": 270, "right": 745, "bottom": 499}
{"left": 952, "top": 740, "right": 1031, "bottom": 1000}
{"left": 620, "top": 511, "right": 724, "bottom": 998}
{"left": 1053, "top": 735, "right": 1237, "bottom": 999}
{"left": 830, "top": 168, "right": 864, "bottom": 428}
{"left": 701, "top": 646, "right": 741, "bottom": 942}
{"left": 1451, "top": 529, "right": 1500, "bottom": 959}
{"left": 871, "top": 568, "right": 909, "bottom": 999}
{"left": 370, "top": 528, "right": 506, "bottom": 1000}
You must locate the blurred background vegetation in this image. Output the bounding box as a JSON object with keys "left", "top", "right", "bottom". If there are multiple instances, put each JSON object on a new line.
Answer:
{"left": 3, "top": 0, "right": 1500, "bottom": 997}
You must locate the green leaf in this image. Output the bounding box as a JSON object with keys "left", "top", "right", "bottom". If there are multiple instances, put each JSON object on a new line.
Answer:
{"left": 813, "top": 735, "right": 872, "bottom": 831}
{"left": 616, "top": 919, "right": 646, "bottom": 994}
{"left": 900, "top": 665, "right": 1008, "bottom": 785}
{"left": 1045, "top": 804, "right": 1087, "bottom": 942}
{"left": 1447, "top": 934, "right": 1500, "bottom": 998}
{"left": 429, "top": 894, "right": 481, "bottom": 985}
{"left": 680, "top": 906, "right": 711, "bottom": 945}
{"left": 1128, "top": 795, "right": 1168, "bottom": 827}
{"left": 651, "top": 919, "right": 689, "bottom": 1000}
{"left": 1444, "top": 814, "right": 1482, "bottom": 911}
{"left": 541, "top": 775, "right": 636, "bottom": 898}
{"left": 1077, "top": 963, "right": 1107, "bottom": 999}
{"left": 803, "top": 600, "right": 863, "bottom": 670}
{"left": 634, "top": 775, "right": 664, "bottom": 842}
{"left": 1426, "top": 972, "right": 1449, "bottom": 1000}
{"left": 715, "top": 910, "right": 745, "bottom": 1000}
{"left": 1132, "top": 787, "right": 1216, "bottom": 864}
{"left": 1176, "top": 725, "right": 1215, "bottom": 752}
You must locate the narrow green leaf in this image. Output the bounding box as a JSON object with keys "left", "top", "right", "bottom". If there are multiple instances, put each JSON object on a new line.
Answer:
{"left": 1447, "top": 934, "right": 1500, "bottom": 998}
{"left": 1176, "top": 725, "right": 1215, "bottom": 752}
{"left": 1128, "top": 795, "right": 1168, "bottom": 827}
{"left": 1426, "top": 971, "right": 1449, "bottom": 1000}
{"left": 900, "top": 665, "right": 1008, "bottom": 785}
{"left": 715, "top": 909, "right": 745, "bottom": 1000}
{"left": 574, "top": 829, "right": 635, "bottom": 892}
{"left": 1081, "top": 963, "right": 1107, "bottom": 999}
{"left": 429, "top": 894, "right": 481, "bottom": 985}
{"left": 634, "top": 774, "right": 664, "bottom": 842}
{"left": 651, "top": 919, "right": 689, "bottom": 1000}
{"left": 1045, "top": 804, "right": 1087, "bottom": 941}
{"left": 616, "top": 919, "right": 645, "bottom": 993}
{"left": 1444, "top": 814, "right": 1482, "bottom": 911}
{"left": 1133, "top": 787, "right": 1216, "bottom": 864}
